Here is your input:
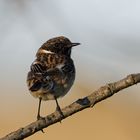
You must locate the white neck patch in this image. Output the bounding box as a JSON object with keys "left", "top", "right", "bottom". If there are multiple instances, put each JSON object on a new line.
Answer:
{"left": 41, "top": 49, "right": 54, "bottom": 54}
{"left": 56, "top": 63, "right": 64, "bottom": 69}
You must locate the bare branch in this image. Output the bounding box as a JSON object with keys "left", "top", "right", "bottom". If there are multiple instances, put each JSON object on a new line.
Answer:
{"left": 1, "top": 73, "right": 140, "bottom": 140}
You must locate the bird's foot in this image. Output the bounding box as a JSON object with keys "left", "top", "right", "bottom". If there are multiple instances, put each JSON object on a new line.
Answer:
{"left": 37, "top": 115, "right": 45, "bottom": 133}
{"left": 37, "top": 115, "right": 44, "bottom": 120}
{"left": 56, "top": 106, "right": 65, "bottom": 123}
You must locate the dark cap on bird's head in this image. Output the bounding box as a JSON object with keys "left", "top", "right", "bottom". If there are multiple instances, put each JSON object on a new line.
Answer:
{"left": 38, "top": 36, "right": 80, "bottom": 56}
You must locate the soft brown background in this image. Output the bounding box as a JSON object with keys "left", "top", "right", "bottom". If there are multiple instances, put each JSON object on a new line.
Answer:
{"left": 0, "top": 0, "right": 140, "bottom": 140}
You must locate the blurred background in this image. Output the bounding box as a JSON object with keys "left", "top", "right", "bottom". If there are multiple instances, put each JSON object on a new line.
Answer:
{"left": 0, "top": 0, "right": 140, "bottom": 140}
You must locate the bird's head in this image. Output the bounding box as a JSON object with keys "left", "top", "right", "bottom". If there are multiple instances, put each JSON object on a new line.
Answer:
{"left": 37, "top": 36, "right": 80, "bottom": 57}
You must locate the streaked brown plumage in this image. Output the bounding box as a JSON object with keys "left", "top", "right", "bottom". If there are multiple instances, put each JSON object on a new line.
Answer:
{"left": 27, "top": 36, "right": 80, "bottom": 120}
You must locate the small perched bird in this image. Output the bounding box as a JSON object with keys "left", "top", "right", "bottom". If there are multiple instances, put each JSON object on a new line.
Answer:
{"left": 27, "top": 36, "right": 80, "bottom": 120}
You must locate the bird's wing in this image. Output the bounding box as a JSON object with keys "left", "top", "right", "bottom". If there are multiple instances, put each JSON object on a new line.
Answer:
{"left": 27, "top": 60, "right": 52, "bottom": 92}
{"left": 61, "top": 62, "right": 75, "bottom": 74}
{"left": 30, "top": 61, "right": 46, "bottom": 74}
{"left": 28, "top": 60, "right": 64, "bottom": 92}
{"left": 29, "top": 80, "right": 42, "bottom": 92}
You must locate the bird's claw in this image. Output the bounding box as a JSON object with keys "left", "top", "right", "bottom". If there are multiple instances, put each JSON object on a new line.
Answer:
{"left": 56, "top": 106, "right": 65, "bottom": 123}
{"left": 37, "top": 115, "right": 44, "bottom": 120}
{"left": 37, "top": 115, "right": 45, "bottom": 133}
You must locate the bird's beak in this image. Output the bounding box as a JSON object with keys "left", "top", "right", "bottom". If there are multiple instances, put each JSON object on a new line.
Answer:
{"left": 71, "top": 43, "right": 81, "bottom": 47}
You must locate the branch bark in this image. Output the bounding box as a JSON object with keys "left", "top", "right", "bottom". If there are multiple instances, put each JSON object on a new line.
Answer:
{"left": 1, "top": 73, "right": 140, "bottom": 140}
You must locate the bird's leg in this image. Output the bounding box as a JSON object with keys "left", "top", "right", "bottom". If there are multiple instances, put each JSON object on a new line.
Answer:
{"left": 37, "top": 97, "right": 43, "bottom": 120}
{"left": 37, "top": 98, "right": 44, "bottom": 133}
{"left": 55, "top": 97, "right": 64, "bottom": 121}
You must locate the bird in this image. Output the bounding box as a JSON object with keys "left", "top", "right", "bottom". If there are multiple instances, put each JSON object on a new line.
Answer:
{"left": 27, "top": 36, "right": 80, "bottom": 121}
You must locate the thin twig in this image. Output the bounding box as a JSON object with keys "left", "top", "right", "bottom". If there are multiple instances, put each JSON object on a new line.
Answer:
{"left": 1, "top": 73, "right": 140, "bottom": 140}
